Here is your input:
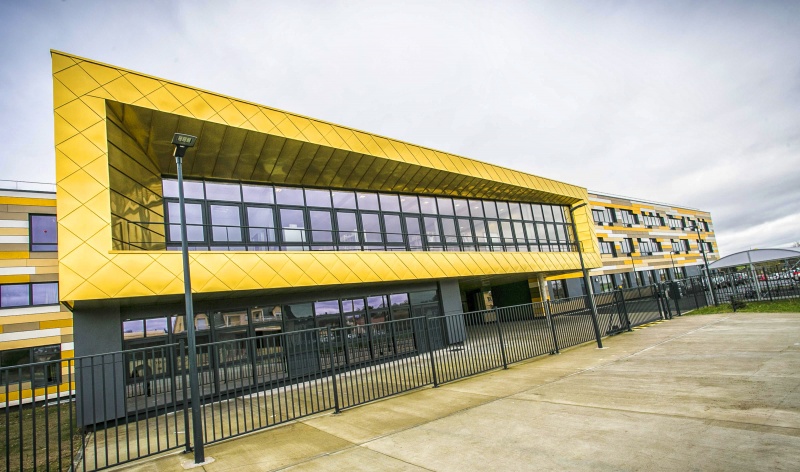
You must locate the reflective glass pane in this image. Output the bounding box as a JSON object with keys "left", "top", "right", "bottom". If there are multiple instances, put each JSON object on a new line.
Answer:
{"left": 210, "top": 205, "right": 242, "bottom": 242}
{"left": 383, "top": 214, "right": 403, "bottom": 243}
{"left": 556, "top": 224, "right": 567, "bottom": 242}
{"left": 283, "top": 302, "right": 314, "bottom": 331}
{"left": 496, "top": 202, "right": 510, "bottom": 220}
{"left": 357, "top": 192, "right": 379, "bottom": 211}
{"left": 275, "top": 187, "right": 304, "bottom": 206}
{"left": 400, "top": 195, "right": 419, "bottom": 213}
{"left": 205, "top": 182, "right": 241, "bottom": 202}
{"left": 419, "top": 197, "right": 437, "bottom": 214}
{"left": 30, "top": 215, "right": 57, "bottom": 251}
{"left": 441, "top": 218, "right": 458, "bottom": 244}
{"left": 242, "top": 184, "right": 274, "bottom": 204}
{"left": 543, "top": 206, "right": 555, "bottom": 222}
{"left": 315, "top": 300, "right": 341, "bottom": 339}
{"left": 513, "top": 222, "right": 526, "bottom": 243}
{"left": 525, "top": 222, "right": 537, "bottom": 243}
{"left": 122, "top": 320, "right": 144, "bottom": 340}
{"left": 410, "top": 290, "right": 440, "bottom": 318}
{"left": 536, "top": 223, "right": 548, "bottom": 242}
{"left": 32, "top": 283, "right": 58, "bottom": 305}
{"left": 521, "top": 203, "right": 533, "bottom": 221}
{"left": 280, "top": 208, "right": 306, "bottom": 243}
{"left": 424, "top": 217, "right": 441, "bottom": 243}
{"left": 336, "top": 211, "right": 359, "bottom": 244}
{"left": 453, "top": 199, "right": 469, "bottom": 217}
{"left": 309, "top": 210, "right": 333, "bottom": 242}
{"left": 367, "top": 296, "right": 389, "bottom": 323}
{"left": 168, "top": 202, "right": 204, "bottom": 242}
{"left": 361, "top": 213, "right": 382, "bottom": 243}
{"left": 469, "top": 200, "right": 484, "bottom": 218}
{"left": 146, "top": 318, "right": 168, "bottom": 336}
{"left": 305, "top": 189, "right": 332, "bottom": 207}
{"left": 487, "top": 220, "right": 501, "bottom": 243}
{"left": 436, "top": 197, "right": 454, "bottom": 216}
{"left": 458, "top": 218, "right": 474, "bottom": 242}
{"left": 473, "top": 219, "right": 488, "bottom": 244}
{"left": 379, "top": 194, "right": 400, "bottom": 212}
{"left": 1, "top": 284, "right": 29, "bottom": 307}
{"left": 163, "top": 179, "right": 204, "bottom": 199}
{"left": 342, "top": 298, "right": 367, "bottom": 338}
{"left": 553, "top": 206, "right": 565, "bottom": 223}
{"left": 483, "top": 201, "right": 498, "bottom": 219}
{"left": 405, "top": 216, "right": 422, "bottom": 250}
{"left": 509, "top": 203, "right": 522, "bottom": 220}
{"left": 332, "top": 191, "right": 357, "bottom": 209}
{"left": 532, "top": 204, "right": 545, "bottom": 221}
{"left": 501, "top": 221, "right": 514, "bottom": 242}
{"left": 247, "top": 207, "right": 276, "bottom": 242}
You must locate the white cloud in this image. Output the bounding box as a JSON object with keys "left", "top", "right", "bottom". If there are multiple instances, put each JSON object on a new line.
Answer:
{"left": 0, "top": 0, "right": 797, "bottom": 256}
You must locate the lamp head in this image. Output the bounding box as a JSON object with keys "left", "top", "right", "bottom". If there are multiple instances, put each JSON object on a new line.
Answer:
{"left": 172, "top": 133, "right": 197, "bottom": 158}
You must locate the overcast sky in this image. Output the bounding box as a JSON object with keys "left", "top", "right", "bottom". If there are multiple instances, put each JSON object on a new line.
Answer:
{"left": 1, "top": 1, "right": 798, "bottom": 256}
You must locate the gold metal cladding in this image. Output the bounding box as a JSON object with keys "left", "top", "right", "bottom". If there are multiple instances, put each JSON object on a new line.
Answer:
{"left": 52, "top": 50, "right": 600, "bottom": 303}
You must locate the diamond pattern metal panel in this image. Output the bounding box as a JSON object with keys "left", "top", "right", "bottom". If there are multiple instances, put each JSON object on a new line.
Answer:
{"left": 52, "top": 50, "right": 598, "bottom": 303}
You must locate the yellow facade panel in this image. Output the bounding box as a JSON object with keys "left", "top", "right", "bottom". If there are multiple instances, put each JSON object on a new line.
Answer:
{"left": 52, "top": 50, "right": 598, "bottom": 305}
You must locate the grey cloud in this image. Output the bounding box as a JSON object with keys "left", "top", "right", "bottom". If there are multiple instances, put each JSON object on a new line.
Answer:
{"left": 0, "top": 0, "right": 798, "bottom": 255}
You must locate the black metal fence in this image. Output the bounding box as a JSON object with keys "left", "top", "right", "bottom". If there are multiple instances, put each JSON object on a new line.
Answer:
{"left": 711, "top": 268, "right": 800, "bottom": 304}
{"left": 1, "top": 282, "right": 705, "bottom": 471}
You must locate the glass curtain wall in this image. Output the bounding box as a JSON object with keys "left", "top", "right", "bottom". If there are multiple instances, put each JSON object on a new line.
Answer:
{"left": 161, "top": 179, "right": 576, "bottom": 253}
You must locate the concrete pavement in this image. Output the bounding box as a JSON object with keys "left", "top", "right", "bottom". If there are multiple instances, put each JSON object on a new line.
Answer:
{"left": 117, "top": 313, "right": 800, "bottom": 471}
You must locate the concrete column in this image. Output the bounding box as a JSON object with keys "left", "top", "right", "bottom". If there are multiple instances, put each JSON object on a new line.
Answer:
{"left": 438, "top": 280, "right": 466, "bottom": 345}
{"left": 537, "top": 274, "right": 550, "bottom": 302}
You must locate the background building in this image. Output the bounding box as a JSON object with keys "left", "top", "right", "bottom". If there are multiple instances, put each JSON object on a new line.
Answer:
{"left": 548, "top": 191, "right": 717, "bottom": 298}
{"left": 0, "top": 180, "right": 72, "bottom": 406}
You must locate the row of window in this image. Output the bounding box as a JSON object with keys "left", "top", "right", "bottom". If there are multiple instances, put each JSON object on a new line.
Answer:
{"left": 123, "top": 289, "right": 441, "bottom": 349}
{"left": 162, "top": 179, "right": 577, "bottom": 253}
{"left": 551, "top": 267, "right": 692, "bottom": 299}
{"left": 164, "top": 179, "right": 572, "bottom": 222}
{"left": 597, "top": 238, "right": 714, "bottom": 258}
{"left": 591, "top": 207, "right": 711, "bottom": 232}
{"left": 0, "top": 345, "right": 61, "bottom": 386}
{"left": 0, "top": 282, "right": 59, "bottom": 308}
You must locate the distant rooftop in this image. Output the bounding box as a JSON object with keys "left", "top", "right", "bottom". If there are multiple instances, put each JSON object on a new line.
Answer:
{"left": 589, "top": 189, "right": 700, "bottom": 212}
{"left": 0, "top": 179, "right": 56, "bottom": 193}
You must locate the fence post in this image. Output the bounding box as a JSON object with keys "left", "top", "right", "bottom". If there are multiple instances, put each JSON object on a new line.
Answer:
{"left": 661, "top": 286, "right": 672, "bottom": 320}
{"left": 424, "top": 318, "right": 439, "bottom": 387}
{"left": 326, "top": 330, "right": 341, "bottom": 414}
{"left": 544, "top": 300, "right": 560, "bottom": 354}
{"left": 617, "top": 289, "right": 632, "bottom": 331}
{"left": 763, "top": 269, "right": 773, "bottom": 301}
{"left": 495, "top": 311, "right": 509, "bottom": 369}
{"left": 179, "top": 339, "right": 191, "bottom": 453}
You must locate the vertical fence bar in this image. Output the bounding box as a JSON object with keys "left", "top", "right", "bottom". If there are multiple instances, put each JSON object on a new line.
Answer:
{"left": 544, "top": 301, "right": 559, "bottom": 354}
{"left": 425, "top": 318, "right": 439, "bottom": 387}
{"left": 494, "top": 313, "right": 509, "bottom": 370}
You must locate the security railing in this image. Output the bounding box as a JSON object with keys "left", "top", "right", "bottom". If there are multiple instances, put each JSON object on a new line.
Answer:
{"left": 711, "top": 268, "right": 800, "bottom": 305}
{"left": 2, "top": 284, "right": 690, "bottom": 471}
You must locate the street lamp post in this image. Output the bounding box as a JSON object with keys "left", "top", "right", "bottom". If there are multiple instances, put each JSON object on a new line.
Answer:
{"left": 669, "top": 251, "right": 679, "bottom": 280}
{"left": 172, "top": 133, "right": 206, "bottom": 464}
{"left": 691, "top": 225, "right": 719, "bottom": 306}
{"left": 629, "top": 252, "right": 638, "bottom": 287}
{"left": 569, "top": 202, "right": 603, "bottom": 349}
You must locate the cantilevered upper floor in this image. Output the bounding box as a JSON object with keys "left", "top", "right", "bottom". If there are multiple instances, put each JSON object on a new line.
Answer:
{"left": 51, "top": 51, "right": 601, "bottom": 306}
